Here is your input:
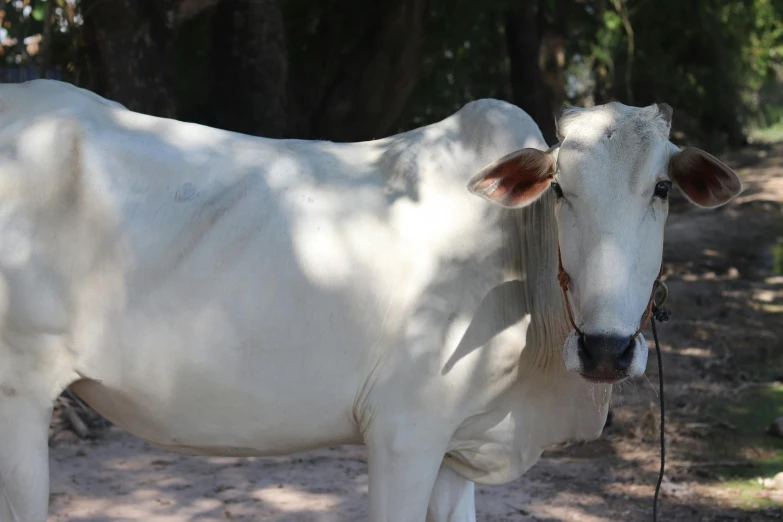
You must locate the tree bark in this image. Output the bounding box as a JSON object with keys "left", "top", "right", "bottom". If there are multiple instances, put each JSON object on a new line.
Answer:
{"left": 176, "top": 0, "right": 221, "bottom": 24}
{"left": 38, "top": 0, "right": 56, "bottom": 78}
{"left": 210, "top": 0, "right": 289, "bottom": 138}
{"left": 288, "top": 0, "right": 428, "bottom": 142}
{"left": 505, "top": 2, "right": 557, "bottom": 145}
{"left": 539, "top": 0, "right": 570, "bottom": 120}
{"left": 80, "top": 0, "right": 178, "bottom": 117}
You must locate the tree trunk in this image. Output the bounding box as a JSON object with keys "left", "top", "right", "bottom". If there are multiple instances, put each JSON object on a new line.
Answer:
{"left": 539, "top": 0, "right": 570, "bottom": 119}
{"left": 287, "top": 0, "right": 428, "bottom": 142}
{"left": 210, "top": 0, "right": 289, "bottom": 138}
{"left": 38, "top": 0, "right": 56, "bottom": 78}
{"left": 80, "top": 0, "right": 178, "bottom": 117}
{"left": 505, "top": 3, "right": 557, "bottom": 145}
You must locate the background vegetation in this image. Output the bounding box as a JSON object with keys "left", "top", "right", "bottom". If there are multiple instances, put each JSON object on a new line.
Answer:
{"left": 3, "top": 0, "right": 783, "bottom": 149}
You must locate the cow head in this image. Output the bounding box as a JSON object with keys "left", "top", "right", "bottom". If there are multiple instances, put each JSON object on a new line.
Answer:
{"left": 467, "top": 102, "right": 741, "bottom": 384}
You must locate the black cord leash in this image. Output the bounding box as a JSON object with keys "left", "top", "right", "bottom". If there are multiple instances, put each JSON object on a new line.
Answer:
{"left": 559, "top": 251, "right": 671, "bottom": 521}
{"left": 651, "top": 302, "right": 671, "bottom": 521}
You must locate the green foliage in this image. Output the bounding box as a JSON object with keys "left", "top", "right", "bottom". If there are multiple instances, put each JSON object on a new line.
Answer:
{"left": 752, "top": 119, "right": 783, "bottom": 142}
{"left": 1, "top": 0, "right": 44, "bottom": 65}
{"left": 31, "top": 4, "right": 46, "bottom": 22}
{"left": 566, "top": 0, "right": 783, "bottom": 148}
{"left": 1, "top": 0, "right": 77, "bottom": 78}
{"left": 396, "top": 0, "right": 783, "bottom": 147}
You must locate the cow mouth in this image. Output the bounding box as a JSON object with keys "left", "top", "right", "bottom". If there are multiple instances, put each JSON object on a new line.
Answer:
{"left": 579, "top": 372, "right": 629, "bottom": 384}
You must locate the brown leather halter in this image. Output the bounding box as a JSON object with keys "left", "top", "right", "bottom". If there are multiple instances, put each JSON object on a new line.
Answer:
{"left": 556, "top": 244, "right": 671, "bottom": 522}
{"left": 556, "top": 248, "right": 666, "bottom": 339}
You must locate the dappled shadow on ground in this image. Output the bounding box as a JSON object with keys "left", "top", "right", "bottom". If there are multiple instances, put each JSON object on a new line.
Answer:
{"left": 48, "top": 423, "right": 782, "bottom": 522}
{"left": 49, "top": 433, "right": 370, "bottom": 521}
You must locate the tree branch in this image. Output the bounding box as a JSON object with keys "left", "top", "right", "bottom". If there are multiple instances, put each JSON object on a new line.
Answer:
{"left": 612, "top": 0, "right": 635, "bottom": 104}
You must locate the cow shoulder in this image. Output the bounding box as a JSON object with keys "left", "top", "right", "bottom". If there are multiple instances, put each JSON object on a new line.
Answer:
{"left": 457, "top": 99, "right": 548, "bottom": 158}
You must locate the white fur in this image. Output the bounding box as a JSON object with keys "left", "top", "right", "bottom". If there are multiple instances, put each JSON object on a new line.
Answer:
{"left": 0, "top": 82, "right": 731, "bottom": 522}
{"left": 554, "top": 103, "right": 674, "bottom": 379}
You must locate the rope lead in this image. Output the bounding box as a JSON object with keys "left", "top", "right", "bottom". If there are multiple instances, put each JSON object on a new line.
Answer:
{"left": 651, "top": 303, "right": 670, "bottom": 522}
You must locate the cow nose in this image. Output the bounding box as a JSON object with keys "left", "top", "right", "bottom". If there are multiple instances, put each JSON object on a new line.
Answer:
{"left": 577, "top": 334, "right": 636, "bottom": 383}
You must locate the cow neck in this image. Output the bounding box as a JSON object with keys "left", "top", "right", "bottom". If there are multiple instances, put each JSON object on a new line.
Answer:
{"left": 507, "top": 188, "right": 570, "bottom": 370}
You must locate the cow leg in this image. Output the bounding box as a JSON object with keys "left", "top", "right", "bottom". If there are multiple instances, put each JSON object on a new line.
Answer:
{"left": 426, "top": 462, "right": 476, "bottom": 522}
{"left": 366, "top": 427, "right": 449, "bottom": 522}
{"left": 0, "top": 394, "right": 52, "bottom": 522}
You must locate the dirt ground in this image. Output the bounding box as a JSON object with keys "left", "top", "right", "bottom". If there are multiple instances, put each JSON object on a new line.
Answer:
{"left": 46, "top": 143, "right": 783, "bottom": 522}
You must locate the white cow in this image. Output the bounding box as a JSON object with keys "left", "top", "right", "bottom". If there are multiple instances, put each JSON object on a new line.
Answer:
{"left": 0, "top": 80, "right": 740, "bottom": 522}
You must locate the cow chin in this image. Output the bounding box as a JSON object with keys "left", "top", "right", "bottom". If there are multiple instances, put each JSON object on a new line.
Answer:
{"left": 562, "top": 330, "right": 649, "bottom": 384}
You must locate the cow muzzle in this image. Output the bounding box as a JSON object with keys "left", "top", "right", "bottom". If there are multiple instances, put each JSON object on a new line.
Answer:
{"left": 563, "top": 330, "right": 649, "bottom": 383}
{"left": 578, "top": 333, "right": 639, "bottom": 382}
{"left": 556, "top": 248, "right": 666, "bottom": 384}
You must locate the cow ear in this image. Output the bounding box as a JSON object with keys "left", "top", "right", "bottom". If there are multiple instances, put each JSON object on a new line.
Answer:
{"left": 467, "top": 147, "right": 557, "bottom": 208}
{"left": 668, "top": 145, "right": 742, "bottom": 208}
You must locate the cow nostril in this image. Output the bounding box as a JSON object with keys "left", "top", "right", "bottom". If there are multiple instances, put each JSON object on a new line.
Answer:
{"left": 577, "top": 334, "right": 591, "bottom": 360}
{"left": 617, "top": 337, "right": 635, "bottom": 368}
{"left": 623, "top": 337, "right": 635, "bottom": 356}
{"left": 575, "top": 334, "right": 638, "bottom": 381}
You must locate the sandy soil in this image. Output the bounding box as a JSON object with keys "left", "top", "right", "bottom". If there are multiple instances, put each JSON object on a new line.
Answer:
{"left": 46, "top": 143, "right": 783, "bottom": 521}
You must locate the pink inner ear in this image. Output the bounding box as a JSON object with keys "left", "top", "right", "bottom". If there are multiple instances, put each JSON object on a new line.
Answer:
{"left": 670, "top": 148, "right": 741, "bottom": 208}
{"left": 470, "top": 149, "right": 555, "bottom": 207}
{"left": 508, "top": 175, "right": 555, "bottom": 203}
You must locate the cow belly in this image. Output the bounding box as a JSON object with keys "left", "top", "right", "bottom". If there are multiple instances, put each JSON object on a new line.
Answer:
{"left": 70, "top": 370, "right": 363, "bottom": 457}
{"left": 65, "top": 226, "right": 387, "bottom": 456}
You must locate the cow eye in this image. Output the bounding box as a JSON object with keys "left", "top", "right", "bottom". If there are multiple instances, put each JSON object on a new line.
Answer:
{"left": 551, "top": 181, "right": 564, "bottom": 199}
{"left": 654, "top": 180, "right": 672, "bottom": 200}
